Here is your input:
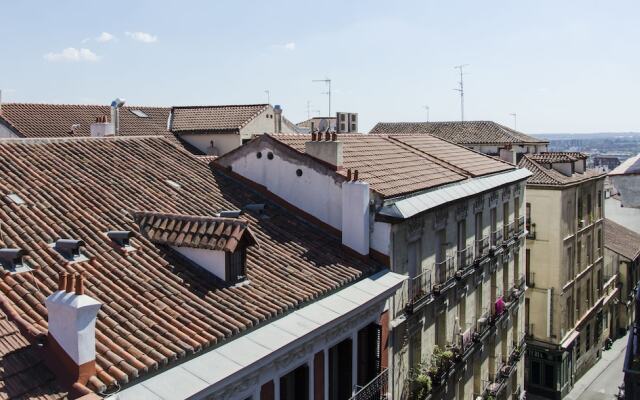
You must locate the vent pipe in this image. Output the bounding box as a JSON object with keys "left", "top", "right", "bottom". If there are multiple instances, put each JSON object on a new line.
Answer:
{"left": 110, "top": 98, "right": 126, "bottom": 134}
{"left": 273, "top": 105, "right": 282, "bottom": 134}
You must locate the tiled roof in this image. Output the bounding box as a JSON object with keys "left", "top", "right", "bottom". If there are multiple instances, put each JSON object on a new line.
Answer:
{"left": 170, "top": 104, "right": 269, "bottom": 133}
{"left": 134, "top": 211, "right": 257, "bottom": 252}
{"left": 604, "top": 219, "right": 640, "bottom": 260}
{"left": 528, "top": 152, "right": 588, "bottom": 164}
{"left": 269, "top": 134, "right": 514, "bottom": 198}
{"left": 0, "top": 308, "right": 66, "bottom": 399}
{"left": 0, "top": 103, "right": 170, "bottom": 138}
{"left": 518, "top": 155, "right": 605, "bottom": 187}
{"left": 0, "top": 136, "right": 375, "bottom": 395}
{"left": 296, "top": 117, "right": 336, "bottom": 128}
{"left": 370, "top": 121, "right": 548, "bottom": 145}
{"left": 610, "top": 153, "right": 640, "bottom": 176}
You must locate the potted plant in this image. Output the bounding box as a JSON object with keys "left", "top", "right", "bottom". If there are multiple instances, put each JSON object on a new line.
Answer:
{"left": 413, "top": 373, "right": 432, "bottom": 400}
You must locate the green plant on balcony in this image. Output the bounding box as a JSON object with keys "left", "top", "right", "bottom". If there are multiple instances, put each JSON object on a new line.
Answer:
{"left": 408, "top": 367, "right": 432, "bottom": 400}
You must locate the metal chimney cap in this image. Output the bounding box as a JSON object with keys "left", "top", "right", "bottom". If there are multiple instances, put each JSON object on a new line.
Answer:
{"left": 111, "top": 98, "right": 126, "bottom": 108}
{"left": 274, "top": 105, "right": 282, "bottom": 112}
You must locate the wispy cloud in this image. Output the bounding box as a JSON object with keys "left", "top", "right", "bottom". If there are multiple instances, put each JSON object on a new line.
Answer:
{"left": 125, "top": 31, "right": 158, "bottom": 43}
{"left": 44, "top": 47, "right": 100, "bottom": 62}
{"left": 283, "top": 42, "right": 296, "bottom": 50}
{"left": 96, "top": 32, "right": 116, "bottom": 43}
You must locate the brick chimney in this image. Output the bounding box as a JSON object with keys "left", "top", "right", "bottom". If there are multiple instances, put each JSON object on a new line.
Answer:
{"left": 305, "top": 132, "right": 343, "bottom": 169}
{"left": 45, "top": 272, "right": 101, "bottom": 389}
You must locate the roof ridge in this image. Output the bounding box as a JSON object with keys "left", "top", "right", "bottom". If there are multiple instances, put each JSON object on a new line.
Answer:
{"left": 0, "top": 135, "right": 166, "bottom": 145}
{"left": 171, "top": 103, "right": 269, "bottom": 110}
{"left": 1, "top": 102, "right": 170, "bottom": 109}
{"left": 384, "top": 135, "right": 473, "bottom": 177}
{"left": 519, "top": 155, "right": 563, "bottom": 185}
{"left": 133, "top": 210, "right": 248, "bottom": 225}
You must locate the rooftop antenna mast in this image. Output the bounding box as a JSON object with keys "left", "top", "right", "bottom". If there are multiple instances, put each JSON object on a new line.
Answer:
{"left": 510, "top": 113, "right": 517, "bottom": 130}
{"left": 312, "top": 78, "right": 331, "bottom": 116}
{"left": 423, "top": 105, "right": 430, "bottom": 122}
{"left": 453, "top": 64, "right": 469, "bottom": 121}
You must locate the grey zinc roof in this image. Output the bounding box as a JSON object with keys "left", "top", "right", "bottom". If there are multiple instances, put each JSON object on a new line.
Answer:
{"left": 113, "top": 270, "right": 405, "bottom": 400}
{"left": 379, "top": 168, "right": 532, "bottom": 220}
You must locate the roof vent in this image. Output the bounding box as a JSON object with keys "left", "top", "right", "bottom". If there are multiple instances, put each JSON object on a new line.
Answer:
{"left": 218, "top": 210, "right": 242, "bottom": 218}
{"left": 0, "top": 248, "right": 30, "bottom": 273}
{"left": 165, "top": 179, "right": 181, "bottom": 190}
{"left": 53, "top": 239, "right": 87, "bottom": 262}
{"left": 107, "top": 230, "right": 134, "bottom": 249}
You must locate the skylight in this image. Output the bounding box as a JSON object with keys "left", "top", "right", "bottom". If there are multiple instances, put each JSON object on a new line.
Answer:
{"left": 130, "top": 109, "right": 149, "bottom": 118}
{"left": 165, "top": 179, "right": 181, "bottom": 190}
{"left": 6, "top": 194, "right": 25, "bottom": 205}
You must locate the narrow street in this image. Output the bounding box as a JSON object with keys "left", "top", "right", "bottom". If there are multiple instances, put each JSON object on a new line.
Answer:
{"left": 565, "top": 337, "right": 627, "bottom": 400}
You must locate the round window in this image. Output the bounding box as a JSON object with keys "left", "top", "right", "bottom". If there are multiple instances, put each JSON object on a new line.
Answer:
{"left": 267, "top": 152, "right": 274, "bottom": 160}
{"left": 296, "top": 169, "right": 303, "bottom": 177}
{"left": 256, "top": 151, "right": 262, "bottom": 159}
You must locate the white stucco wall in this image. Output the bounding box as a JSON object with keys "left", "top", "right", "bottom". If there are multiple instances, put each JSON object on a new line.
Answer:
{"left": 371, "top": 221, "right": 391, "bottom": 256}
{"left": 611, "top": 175, "right": 640, "bottom": 208}
{"left": 171, "top": 246, "right": 227, "bottom": 280}
{"left": 228, "top": 144, "right": 343, "bottom": 230}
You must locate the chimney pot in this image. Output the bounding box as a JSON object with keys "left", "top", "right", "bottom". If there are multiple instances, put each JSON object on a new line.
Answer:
{"left": 354, "top": 170, "right": 359, "bottom": 181}
{"left": 65, "top": 273, "right": 75, "bottom": 293}
{"left": 58, "top": 272, "right": 68, "bottom": 292}
{"left": 75, "top": 273, "right": 85, "bottom": 295}
{"left": 325, "top": 132, "right": 331, "bottom": 141}
{"left": 311, "top": 132, "right": 317, "bottom": 141}
{"left": 346, "top": 169, "right": 352, "bottom": 180}
{"left": 331, "top": 133, "right": 337, "bottom": 141}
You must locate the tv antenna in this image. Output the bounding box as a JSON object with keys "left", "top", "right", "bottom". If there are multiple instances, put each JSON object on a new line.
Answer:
{"left": 510, "top": 113, "right": 517, "bottom": 130}
{"left": 312, "top": 78, "right": 331, "bottom": 116}
{"left": 264, "top": 90, "right": 270, "bottom": 104}
{"left": 423, "top": 105, "right": 430, "bottom": 122}
{"left": 453, "top": 64, "right": 469, "bottom": 121}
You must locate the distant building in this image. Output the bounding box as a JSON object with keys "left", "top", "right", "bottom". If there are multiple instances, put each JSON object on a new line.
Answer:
{"left": 623, "top": 289, "right": 640, "bottom": 400}
{"left": 296, "top": 116, "right": 337, "bottom": 133}
{"left": 609, "top": 153, "right": 640, "bottom": 208}
{"left": 592, "top": 155, "right": 621, "bottom": 172}
{"left": 518, "top": 153, "right": 607, "bottom": 399}
{"left": 370, "top": 121, "right": 549, "bottom": 162}
{"left": 604, "top": 219, "right": 640, "bottom": 338}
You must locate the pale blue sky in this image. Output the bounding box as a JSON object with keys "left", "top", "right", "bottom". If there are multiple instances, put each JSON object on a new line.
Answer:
{"left": 1, "top": 0, "right": 638, "bottom": 133}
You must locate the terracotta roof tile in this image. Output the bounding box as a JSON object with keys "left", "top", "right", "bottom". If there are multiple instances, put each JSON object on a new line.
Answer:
{"left": 134, "top": 211, "right": 257, "bottom": 252}
{"left": 604, "top": 219, "right": 640, "bottom": 260}
{"left": 269, "top": 133, "right": 514, "bottom": 198}
{"left": 0, "top": 135, "right": 376, "bottom": 395}
{"left": 528, "top": 152, "right": 587, "bottom": 163}
{"left": 518, "top": 154, "right": 605, "bottom": 187}
{"left": 170, "top": 104, "right": 269, "bottom": 133}
{"left": 370, "top": 121, "right": 548, "bottom": 145}
{"left": 0, "top": 103, "right": 170, "bottom": 138}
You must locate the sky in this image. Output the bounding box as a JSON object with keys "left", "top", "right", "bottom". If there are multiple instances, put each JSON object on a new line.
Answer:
{"left": 0, "top": 0, "right": 639, "bottom": 134}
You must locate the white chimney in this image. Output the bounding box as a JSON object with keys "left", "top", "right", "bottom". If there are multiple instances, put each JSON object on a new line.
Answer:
{"left": 110, "top": 97, "right": 126, "bottom": 134}
{"left": 341, "top": 170, "right": 370, "bottom": 255}
{"left": 499, "top": 146, "right": 517, "bottom": 164}
{"left": 45, "top": 273, "right": 101, "bottom": 384}
{"left": 90, "top": 116, "right": 115, "bottom": 137}
{"left": 305, "top": 132, "right": 343, "bottom": 168}
{"left": 273, "top": 104, "right": 283, "bottom": 134}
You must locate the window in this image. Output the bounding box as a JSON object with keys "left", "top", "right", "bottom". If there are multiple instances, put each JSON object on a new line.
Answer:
{"left": 566, "top": 296, "right": 573, "bottom": 329}
{"left": 576, "top": 334, "right": 581, "bottom": 359}
{"left": 457, "top": 220, "right": 467, "bottom": 267}
{"left": 587, "top": 194, "right": 593, "bottom": 223}
{"left": 490, "top": 207, "right": 498, "bottom": 245}
{"left": 597, "top": 190, "right": 602, "bottom": 218}
{"left": 587, "top": 234, "right": 593, "bottom": 265}
{"left": 526, "top": 202, "right": 531, "bottom": 231}
{"left": 576, "top": 287, "right": 581, "bottom": 317}
{"left": 586, "top": 324, "right": 591, "bottom": 350}
{"left": 578, "top": 195, "right": 584, "bottom": 226}
{"left": 544, "top": 364, "right": 555, "bottom": 389}
{"left": 531, "top": 360, "right": 542, "bottom": 385}
{"left": 586, "top": 279, "right": 591, "bottom": 307}
{"left": 577, "top": 240, "right": 582, "bottom": 270}
{"left": 407, "top": 240, "right": 419, "bottom": 278}
{"left": 129, "top": 109, "right": 149, "bottom": 118}
{"left": 226, "top": 249, "right": 246, "bottom": 284}
{"left": 281, "top": 364, "right": 309, "bottom": 400}
{"left": 566, "top": 246, "right": 574, "bottom": 283}
{"left": 597, "top": 230, "right": 602, "bottom": 258}
{"left": 503, "top": 201, "right": 510, "bottom": 238}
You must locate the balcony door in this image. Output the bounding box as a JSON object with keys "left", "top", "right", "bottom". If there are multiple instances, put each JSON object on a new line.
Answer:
{"left": 329, "top": 338, "right": 353, "bottom": 400}
{"left": 280, "top": 364, "right": 309, "bottom": 400}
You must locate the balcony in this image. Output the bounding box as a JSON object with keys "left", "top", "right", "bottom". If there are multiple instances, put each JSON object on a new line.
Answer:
{"left": 516, "top": 216, "right": 525, "bottom": 236}
{"left": 408, "top": 269, "right": 432, "bottom": 307}
{"left": 456, "top": 245, "right": 474, "bottom": 271}
{"left": 349, "top": 368, "right": 388, "bottom": 400}
{"left": 434, "top": 256, "right": 455, "bottom": 292}
{"left": 475, "top": 235, "right": 490, "bottom": 260}
{"left": 526, "top": 220, "right": 536, "bottom": 240}
{"left": 491, "top": 228, "right": 503, "bottom": 248}
{"left": 503, "top": 221, "right": 515, "bottom": 243}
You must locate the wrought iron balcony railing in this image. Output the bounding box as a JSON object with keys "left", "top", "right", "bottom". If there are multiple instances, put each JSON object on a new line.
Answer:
{"left": 409, "top": 268, "right": 432, "bottom": 305}
{"left": 457, "top": 245, "right": 474, "bottom": 270}
{"left": 349, "top": 368, "right": 388, "bottom": 400}
{"left": 435, "top": 255, "right": 455, "bottom": 286}
{"left": 503, "top": 221, "right": 515, "bottom": 242}
{"left": 491, "top": 228, "right": 503, "bottom": 247}
{"left": 476, "top": 235, "right": 490, "bottom": 259}
{"left": 516, "top": 216, "right": 525, "bottom": 236}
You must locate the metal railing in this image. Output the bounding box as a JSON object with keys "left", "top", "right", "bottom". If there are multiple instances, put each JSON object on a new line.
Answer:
{"left": 517, "top": 216, "right": 525, "bottom": 235}
{"left": 503, "top": 221, "right": 515, "bottom": 241}
{"left": 435, "top": 255, "right": 455, "bottom": 285}
{"left": 476, "top": 235, "right": 490, "bottom": 259}
{"left": 491, "top": 228, "right": 503, "bottom": 247}
{"left": 409, "top": 269, "right": 432, "bottom": 304}
{"left": 457, "top": 245, "right": 474, "bottom": 270}
{"left": 349, "top": 368, "right": 388, "bottom": 400}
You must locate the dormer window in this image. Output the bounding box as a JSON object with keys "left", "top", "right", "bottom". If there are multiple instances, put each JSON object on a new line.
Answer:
{"left": 107, "top": 230, "right": 135, "bottom": 251}
{"left": 133, "top": 211, "right": 257, "bottom": 284}
{"left": 0, "top": 248, "right": 30, "bottom": 273}
{"left": 52, "top": 239, "right": 88, "bottom": 262}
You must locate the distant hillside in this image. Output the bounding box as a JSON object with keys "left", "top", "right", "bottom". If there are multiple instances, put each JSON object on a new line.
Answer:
{"left": 532, "top": 132, "right": 640, "bottom": 140}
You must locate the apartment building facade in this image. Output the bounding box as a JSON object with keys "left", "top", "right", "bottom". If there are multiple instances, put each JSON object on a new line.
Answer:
{"left": 518, "top": 153, "right": 607, "bottom": 399}
{"left": 217, "top": 133, "right": 531, "bottom": 400}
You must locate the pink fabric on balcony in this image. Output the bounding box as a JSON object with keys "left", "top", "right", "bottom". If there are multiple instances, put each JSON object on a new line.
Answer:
{"left": 495, "top": 296, "right": 505, "bottom": 315}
